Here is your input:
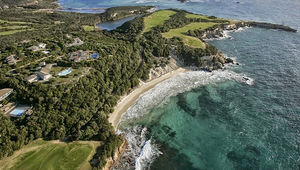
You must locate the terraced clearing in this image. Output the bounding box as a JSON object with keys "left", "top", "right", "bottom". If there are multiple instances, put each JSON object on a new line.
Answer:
{"left": 0, "top": 140, "right": 100, "bottom": 170}
{"left": 143, "top": 10, "right": 176, "bottom": 33}
{"left": 0, "top": 19, "right": 34, "bottom": 36}
{"left": 162, "top": 22, "right": 218, "bottom": 48}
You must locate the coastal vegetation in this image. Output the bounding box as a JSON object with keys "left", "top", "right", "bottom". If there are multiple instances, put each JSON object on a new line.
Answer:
{"left": 0, "top": 2, "right": 297, "bottom": 169}
{"left": 0, "top": 0, "right": 58, "bottom": 9}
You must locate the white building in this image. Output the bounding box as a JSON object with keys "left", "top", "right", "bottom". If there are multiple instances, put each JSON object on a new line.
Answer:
{"left": 25, "top": 74, "right": 38, "bottom": 83}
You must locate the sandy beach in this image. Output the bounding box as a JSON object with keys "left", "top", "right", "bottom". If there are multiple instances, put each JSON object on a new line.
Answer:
{"left": 109, "top": 67, "right": 187, "bottom": 128}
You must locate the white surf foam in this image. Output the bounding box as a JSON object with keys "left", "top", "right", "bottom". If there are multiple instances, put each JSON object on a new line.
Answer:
{"left": 205, "top": 26, "right": 250, "bottom": 41}
{"left": 119, "top": 70, "right": 254, "bottom": 123}
{"left": 135, "top": 139, "right": 162, "bottom": 170}
{"left": 113, "top": 126, "right": 162, "bottom": 170}
{"left": 114, "top": 69, "right": 254, "bottom": 170}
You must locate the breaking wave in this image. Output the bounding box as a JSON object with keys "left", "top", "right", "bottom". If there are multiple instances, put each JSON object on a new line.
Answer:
{"left": 113, "top": 126, "right": 162, "bottom": 170}
{"left": 206, "top": 26, "right": 250, "bottom": 41}
{"left": 113, "top": 69, "right": 254, "bottom": 170}
{"left": 120, "top": 69, "right": 253, "bottom": 123}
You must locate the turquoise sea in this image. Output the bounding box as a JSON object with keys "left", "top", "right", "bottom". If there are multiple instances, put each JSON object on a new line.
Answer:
{"left": 60, "top": 0, "right": 300, "bottom": 169}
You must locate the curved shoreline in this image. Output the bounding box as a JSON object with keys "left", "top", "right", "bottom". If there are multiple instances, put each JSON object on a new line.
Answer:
{"left": 109, "top": 67, "right": 187, "bottom": 129}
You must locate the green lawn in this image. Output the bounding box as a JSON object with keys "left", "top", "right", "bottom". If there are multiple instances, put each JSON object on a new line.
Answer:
{"left": 50, "top": 66, "right": 89, "bottom": 85}
{"left": 82, "top": 25, "right": 95, "bottom": 31}
{"left": 0, "top": 140, "right": 97, "bottom": 170}
{"left": 185, "top": 13, "right": 212, "bottom": 20}
{"left": 143, "top": 10, "right": 177, "bottom": 33}
{"left": 185, "top": 13, "right": 229, "bottom": 23}
{"left": 162, "top": 22, "right": 218, "bottom": 48}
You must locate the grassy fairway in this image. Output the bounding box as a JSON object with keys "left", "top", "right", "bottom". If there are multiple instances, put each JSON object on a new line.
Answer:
{"left": 0, "top": 140, "right": 99, "bottom": 170}
{"left": 162, "top": 22, "right": 218, "bottom": 48}
{"left": 185, "top": 13, "right": 212, "bottom": 20}
{"left": 185, "top": 13, "right": 229, "bottom": 22}
{"left": 143, "top": 10, "right": 177, "bottom": 33}
{"left": 82, "top": 25, "right": 95, "bottom": 31}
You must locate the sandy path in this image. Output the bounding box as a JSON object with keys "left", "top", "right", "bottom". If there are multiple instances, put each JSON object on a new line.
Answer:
{"left": 109, "top": 67, "right": 187, "bottom": 129}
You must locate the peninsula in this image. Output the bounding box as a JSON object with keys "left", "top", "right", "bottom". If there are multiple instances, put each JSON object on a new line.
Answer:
{"left": 0, "top": 0, "right": 297, "bottom": 169}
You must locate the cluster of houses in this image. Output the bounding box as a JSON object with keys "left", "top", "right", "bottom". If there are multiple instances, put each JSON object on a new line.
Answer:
{"left": 0, "top": 88, "right": 32, "bottom": 117}
{"left": 69, "top": 50, "right": 99, "bottom": 62}
{"left": 5, "top": 43, "right": 50, "bottom": 66}
{"left": 26, "top": 62, "right": 54, "bottom": 83}
{"left": 0, "top": 39, "right": 103, "bottom": 117}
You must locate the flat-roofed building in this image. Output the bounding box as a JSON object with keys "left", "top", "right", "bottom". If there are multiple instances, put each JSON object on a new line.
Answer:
{"left": 0, "top": 88, "right": 13, "bottom": 102}
{"left": 37, "top": 72, "right": 52, "bottom": 81}
{"left": 26, "top": 63, "right": 53, "bottom": 83}
{"left": 37, "top": 64, "right": 53, "bottom": 81}
{"left": 25, "top": 74, "right": 38, "bottom": 83}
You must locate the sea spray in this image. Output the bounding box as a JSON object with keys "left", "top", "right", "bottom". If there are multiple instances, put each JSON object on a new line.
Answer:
{"left": 113, "top": 126, "right": 162, "bottom": 170}
{"left": 205, "top": 26, "right": 250, "bottom": 41}
{"left": 135, "top": 139, "right": 162, "bottom": 170}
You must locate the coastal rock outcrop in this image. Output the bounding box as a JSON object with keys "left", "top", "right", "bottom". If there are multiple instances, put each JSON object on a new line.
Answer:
{"left": 201, "top": 21, "right": 297, "bottom": 40}
{"left": 102, "top": 139, "right": 128, "bottom": 170}
{"left": 149, "top": 57, "right": 180, "bottom": 81}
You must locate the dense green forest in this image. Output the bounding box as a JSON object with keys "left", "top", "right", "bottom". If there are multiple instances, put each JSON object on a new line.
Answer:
{"left": 0, "top": 0, "right": 58, "bottom": 9}
{"left": 0, "top": 5, "right": 231, "bottom": 169}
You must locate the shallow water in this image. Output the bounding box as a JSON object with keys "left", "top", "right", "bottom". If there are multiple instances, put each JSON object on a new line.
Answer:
{"left": 59, "top": 0, "right": 300, "bottom": 169}
{"left": 117, "top": 28, "right": 300, "bottom": 170}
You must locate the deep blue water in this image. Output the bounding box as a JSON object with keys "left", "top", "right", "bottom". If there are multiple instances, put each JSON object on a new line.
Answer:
{"left": 59, "top": 0, "right": 300, "bottom": 169}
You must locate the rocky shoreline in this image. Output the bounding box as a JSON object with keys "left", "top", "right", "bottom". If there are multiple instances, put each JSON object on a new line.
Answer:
{"left": 102, "top": 16, "right": 298, "bottom": 170}
{"left": 102, "top": 139, "right": 128, "bottom": 170}
{"left": 101, "top": 19, "right": 297, "bottom": 170}
{"left": 202, "top": 21, "right": 297, "bottom": 40}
